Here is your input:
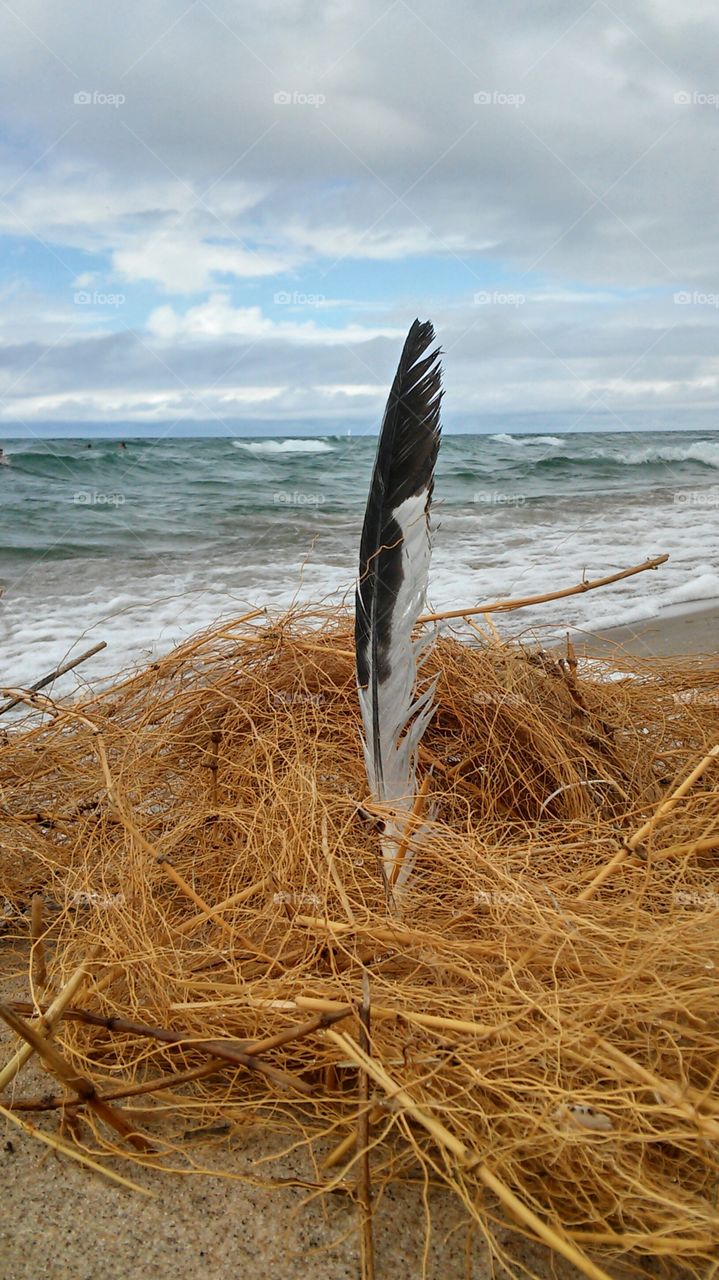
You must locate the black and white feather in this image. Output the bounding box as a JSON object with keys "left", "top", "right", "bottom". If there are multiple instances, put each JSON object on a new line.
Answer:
{"left": 355, "top": 319, "right": 442, "bottom": 891}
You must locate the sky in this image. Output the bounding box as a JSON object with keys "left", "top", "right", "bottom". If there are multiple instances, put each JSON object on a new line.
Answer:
{"left": 0, "top": 0, "right": 718, "bottom": 436}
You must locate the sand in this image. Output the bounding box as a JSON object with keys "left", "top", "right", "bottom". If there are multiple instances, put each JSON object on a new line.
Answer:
{"left": 577, "top": 602, "right": 719, "bottom": 659}
{"left": 0, "top": 996, "right": 590, "bottom": 1280}
{"left": 2, "top": 600, "right": 717, "bottom": 1280}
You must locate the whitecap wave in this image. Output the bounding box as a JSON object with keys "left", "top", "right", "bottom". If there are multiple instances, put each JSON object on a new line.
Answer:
{"left": 232, "top": 439, "right": 334, "bottom": 456}
{"left": 589, "top": 441, "right": 719, "bottom": 468}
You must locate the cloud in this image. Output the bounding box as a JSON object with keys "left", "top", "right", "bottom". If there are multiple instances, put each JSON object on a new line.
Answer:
{"left": 114, "top": 233, "right": 286, "bottom": 292}
{"left": 0, "top": 0, "right": 717, "bottom": 426}
{"left": 146, "top": 293, "right": 402, "bottom": 343}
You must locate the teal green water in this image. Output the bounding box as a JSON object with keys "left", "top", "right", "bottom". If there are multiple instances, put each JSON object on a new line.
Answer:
{"left": 0, "top": 429, "right": 717, "bottom": 685}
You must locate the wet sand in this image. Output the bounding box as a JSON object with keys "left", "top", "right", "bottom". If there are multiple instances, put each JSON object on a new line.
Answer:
{"left": 577, "top": 602, "right": 719, "bottom": 659}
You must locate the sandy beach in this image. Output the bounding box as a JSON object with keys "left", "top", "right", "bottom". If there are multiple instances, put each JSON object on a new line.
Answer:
{"left": 578, "top": 602, "right": 719, "bottom": 659}
{"left": 0, "top": 980, "right": 591, "bottom": 1280}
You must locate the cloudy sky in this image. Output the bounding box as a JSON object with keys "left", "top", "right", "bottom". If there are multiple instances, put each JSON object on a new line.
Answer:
{"left": 0, "top": 0, "right": 717, "bottom": 435}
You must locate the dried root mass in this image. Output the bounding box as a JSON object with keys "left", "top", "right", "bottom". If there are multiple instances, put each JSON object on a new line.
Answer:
{"left": 1, "top": 606, "right": 719, "bottom": 1279}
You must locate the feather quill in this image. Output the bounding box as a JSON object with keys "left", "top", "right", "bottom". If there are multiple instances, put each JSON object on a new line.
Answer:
{"left": 355, "top": 319, "right": 442, "bottom": 892}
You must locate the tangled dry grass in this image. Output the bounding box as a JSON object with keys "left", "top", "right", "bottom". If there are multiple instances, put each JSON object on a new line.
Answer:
{"left": 1, "top": 605, "right": 719, "bottom": 1280}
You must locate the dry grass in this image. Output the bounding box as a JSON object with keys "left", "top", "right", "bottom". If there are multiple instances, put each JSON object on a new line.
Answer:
{"left": 1, "top": 605, "right": 719, "bottom": 1279}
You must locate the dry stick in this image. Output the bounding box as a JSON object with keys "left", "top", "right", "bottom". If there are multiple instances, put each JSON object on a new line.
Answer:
{"left": 95, "top": 1018, "right": 312, "bottom": 1096}
{"left": 0, "top": 945, "right": 101, "bottom": 1093}
{"left": 292, "top": 914, "right": 475, "bottom": 954}
{"left": 6, "top": 1059, "right": 224, "bottom": 1111}
{"left": 205, "top": 731, "right": 220, "bottom": 806}
{"left": 242, "top": 1006, "right": 352, "bottom": 1057}
{"left": 509, "top": 743, "right": 719, "bottom": 980}
{"left": 30, "top": 895, "right": 47, "bottom": 990}
{"left": 0, "top": 641, "right": 108, "bottom": 715}
{"left": 0, "top": 1004, "right": 152, "bottom": 1152}
{"left": 579, "top": 742, "right": 719, "bottom": 900}
{"left": 157, "top": 858, "right": 279, "bottom": 965}
{"left": 157, "top": 859, "right": 235, "bottom": 940}
{"left": 566, "top": 631, "right": 578, "bottom": 677}
{"left": 357, "top": 972, "right": 375, "bottom": 1280}
{"left": 326, "top": 1030, "right": 611, "bottom": 1280}
{"left": 322, "top": 1129, "right": 357, "bottom": 1171}
{"left": 216, "top": 607, "right": 266, "bottom": 630}
{"left": 650, "top": 832, "right": 719, "bottom": 861}
{"left": 418, "top": 554, "right": 668, "bottom": 624}
{"left": 14, "top": 1004, "right": 351, "bottom": 1096}
{"left": 37, "top": 1003, "right": 350, "bottom": 1062}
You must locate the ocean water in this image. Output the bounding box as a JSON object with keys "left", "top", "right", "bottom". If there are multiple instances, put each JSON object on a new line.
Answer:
{"left": 1, "top": 429, "right": 718, "bottom": 688}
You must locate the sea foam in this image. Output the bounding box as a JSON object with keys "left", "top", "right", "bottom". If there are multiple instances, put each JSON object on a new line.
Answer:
{"left": 232, "top": 439, "right": 334, "bottom": 456}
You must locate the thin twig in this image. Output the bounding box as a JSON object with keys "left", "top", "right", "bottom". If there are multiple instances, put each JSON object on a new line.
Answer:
{"left": 0, "top": 945, "right": 101, "bottom": 1093}
{"left": 418, "top": 554, "right": 668, "bottom": 624}
{"left": 5, "top": 1059, "right": 224, "bottom": 1111}
{"left": 30, "top": 895, "right": 47, "bottom": 990}
{"left": 358, "top": 971, "right": 374, "bottom": 1280}
{"left": 579, "top": 743, "right": 719, "bottom": 899}
{"left": 507, "top": 743, "right": 719, "bottom": 980}
{"left": 0, "top": 641, "right": 107, "bottom": 714}
{"left": 325, "top": 1029, "right": 612, "bottom": 1280}
{"left": 8, "top": 1002, "right": 352, "bottom": 1097}
{"left": 156, "top": 859, "right": 277, "bottom": 964}
{"left": 0, "top": 1004, "right": 153, "bottom": 1152}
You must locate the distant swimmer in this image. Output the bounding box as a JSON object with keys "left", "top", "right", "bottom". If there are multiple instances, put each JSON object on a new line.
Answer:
{"left": 0, "top": 448, "right": 9, "bottom": 466}
{"left": 118, "top": 441, "right": 127, "bottom": 450}
{"left": 86, "top": 442, "right": 92, "bottom": 449}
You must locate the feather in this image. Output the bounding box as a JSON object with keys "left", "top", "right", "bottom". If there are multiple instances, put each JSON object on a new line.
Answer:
{"left": 355, "top": 318, "right": 442, "bottom": 892}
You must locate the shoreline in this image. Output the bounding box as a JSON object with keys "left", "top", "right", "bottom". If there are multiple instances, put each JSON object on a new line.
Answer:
{"left": 577, "top": 600, "right": 719, "bottom": 659}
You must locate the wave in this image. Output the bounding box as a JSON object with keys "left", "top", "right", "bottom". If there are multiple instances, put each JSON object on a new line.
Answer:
{"left": 592, "top": 442, "right": 719, "bottom": 468}
{"left": 484, "top": 436, "right": 719, "bottom": 469}
{"left": 527, "top": 441, "right": 719, "bottom": 472}
{"left": 489, "top": 433, "right": 524, "bottom": 446}
{"left": 488, "top": 433, "right": 561, "bottom": 448}
{"left": 232, "top": 439, "right": 334, "bottom": 456}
